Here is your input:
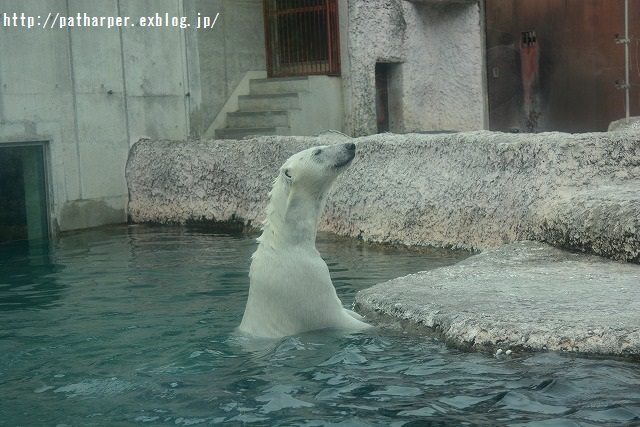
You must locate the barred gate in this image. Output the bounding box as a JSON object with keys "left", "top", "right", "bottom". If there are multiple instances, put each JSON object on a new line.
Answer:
{"left": 263, "top": 0, "right": 341, "bottom": 77}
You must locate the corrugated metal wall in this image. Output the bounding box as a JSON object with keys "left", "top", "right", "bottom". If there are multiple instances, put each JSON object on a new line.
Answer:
{"left": 486, "top": 0, "right": 640, "bottom": 132}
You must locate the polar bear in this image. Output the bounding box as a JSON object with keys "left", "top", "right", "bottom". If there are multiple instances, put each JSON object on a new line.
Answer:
{"left": 238, "top": 142, "right": 371, "bottom": 338}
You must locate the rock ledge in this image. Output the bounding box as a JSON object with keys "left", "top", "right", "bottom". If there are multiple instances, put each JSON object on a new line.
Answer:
{"left": 356, "top": 242, "right": 640, "bottom": 359}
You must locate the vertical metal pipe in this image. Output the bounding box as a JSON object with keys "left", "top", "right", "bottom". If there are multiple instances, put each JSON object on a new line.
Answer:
{"left": 263, "top": 0, "right": 271, "bottom": 77}
{"left": 317, "top": 2, "right": 322, "bottom": 73}
{"left": 306, "top": 0, "right": 311, "bottom": 74}
{"left": 283, "top": 3, "right": 288, "bottom": 76}
{"left": 625, "top": 0, "right": 630, "bottom": 123}
{"left": 303, "top": 0, "right": 307, "bottom": 75}
{"left": 313, "top": 0, "right": 317, "bottom": 73}
{"left": 325, "top": 0, "right": 333, "bottom": 71}
{"left": 294, "top": 0, "right": 298, "bottom": 75}
{"left": 304, "top": 1, "right": 308, "bottom": 74}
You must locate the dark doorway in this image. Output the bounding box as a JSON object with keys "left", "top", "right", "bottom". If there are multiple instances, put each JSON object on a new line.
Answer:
{"left": 376, "top": 63, "right": 390, "bottom": 133}
{"left": 263, "top": 0, "right": 341, "bottom": 77}
{"left": 0, "top": 144, "right": 49, "bottom": 242}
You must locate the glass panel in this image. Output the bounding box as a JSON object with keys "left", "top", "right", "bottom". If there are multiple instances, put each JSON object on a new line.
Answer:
{"left": 0, "top": 145, "right": 48, "bottom": 243}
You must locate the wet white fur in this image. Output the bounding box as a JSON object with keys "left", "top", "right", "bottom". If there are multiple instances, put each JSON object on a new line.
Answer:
{"left": 239, "top": 143, "right": 370, "bottom": 338}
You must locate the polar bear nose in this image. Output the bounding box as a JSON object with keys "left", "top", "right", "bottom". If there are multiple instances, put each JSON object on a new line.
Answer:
{"left": 345, "top": 143, "right": 356, "bottom": 152}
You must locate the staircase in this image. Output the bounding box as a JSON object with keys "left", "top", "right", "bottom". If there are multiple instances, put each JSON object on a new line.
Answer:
{"left": 215, "top": 76, "right": 310, "bottom": 140}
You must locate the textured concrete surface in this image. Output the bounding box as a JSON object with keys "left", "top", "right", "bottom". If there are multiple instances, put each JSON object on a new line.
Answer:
{"left": 127, "top": 130, "right": 640, "bottom": 262}
{"left": 126, "top": 135, "right": 325, "bottom": 228}
{"left": 355, "top": 241, "right": 640, "bottom": 359}
{"left": 609, "top": 116, "right": 640, "bottom": 132}
{"left": 343, "top": 0, "right": 484, "bottom": 135}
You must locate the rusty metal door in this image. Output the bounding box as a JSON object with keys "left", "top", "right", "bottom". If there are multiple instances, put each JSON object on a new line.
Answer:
{"left": 263, "top": 0, "right": 341, "bottom": 77}
{"left": 485, "top": 0, "right": 640, "bottom": 132}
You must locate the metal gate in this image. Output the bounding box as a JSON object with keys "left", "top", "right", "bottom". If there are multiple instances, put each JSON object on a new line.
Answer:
{"left": 263, "top": 0, "right": 341, "bottom": 77}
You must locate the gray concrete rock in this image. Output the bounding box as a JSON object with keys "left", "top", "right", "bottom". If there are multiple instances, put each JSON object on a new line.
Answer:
{"left": 608, "top": 116, "right": 640, "bottom": 132}
{"left": 355, "top": 241, "right": 640, "bottom": 359}
{"left": 126, "top": 130, "right": 640, "bottom": 262}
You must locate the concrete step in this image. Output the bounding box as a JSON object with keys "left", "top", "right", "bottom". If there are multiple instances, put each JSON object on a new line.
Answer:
{"left": 215, "top": 76, "right": 313, "bottom": 140}
{"left": 227, "top": 110, "right": 289, "bottom": 128}
{"left": 215, "top": 126, "right": 290, "bottom": 140}
{"left": 249, "top": 76, "right": 309, "bottom": 95}
{"left": 238, "top": 92, "right": 300, "bottom": 111}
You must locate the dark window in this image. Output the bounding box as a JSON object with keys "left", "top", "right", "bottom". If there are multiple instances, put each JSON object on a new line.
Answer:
{"left": 0, "top": 144, "right": 48, "bottom": 242}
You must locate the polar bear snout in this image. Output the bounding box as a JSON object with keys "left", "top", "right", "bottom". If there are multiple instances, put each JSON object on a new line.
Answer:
{"left": 332, "top": 143, "right": 356, "bottom": 169}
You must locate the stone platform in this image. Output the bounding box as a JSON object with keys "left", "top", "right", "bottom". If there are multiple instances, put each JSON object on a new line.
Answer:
{"left": 355, "top": 241, "right": 640, "bottom": 359}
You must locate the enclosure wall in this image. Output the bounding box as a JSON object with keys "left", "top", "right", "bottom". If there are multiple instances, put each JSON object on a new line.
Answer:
{"left": 0, "top": 0, "right": 265, "bottom": 234}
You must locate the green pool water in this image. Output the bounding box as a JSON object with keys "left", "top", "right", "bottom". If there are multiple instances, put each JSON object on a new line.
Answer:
{"left": 1, "top": 225, "right": 639, "bottom": 426}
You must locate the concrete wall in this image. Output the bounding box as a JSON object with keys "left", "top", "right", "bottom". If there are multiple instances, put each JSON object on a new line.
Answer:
{"left": 290, "top": 76, "right": 344, "bottom": 136}
{"left": 126, "top": 130, "right": 640, "bottom": 263}
{"left": 0, "top": 0, "right": 265, "bottom": 233}
{"left": 187, "top": 0, "right": 266, "bottom": 138}
{"left": 0, "top": 0, "right": 489, "bottom": 233}
{"left": 342, "top": 0, "right": 486, "bottom": 136}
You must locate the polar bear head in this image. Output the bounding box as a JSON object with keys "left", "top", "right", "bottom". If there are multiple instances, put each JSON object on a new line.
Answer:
{"left": 262, "top": 142, "right": 356, "bottom": 243}
{"left": 279, "top": 142, "right": 356, "bottom": 195}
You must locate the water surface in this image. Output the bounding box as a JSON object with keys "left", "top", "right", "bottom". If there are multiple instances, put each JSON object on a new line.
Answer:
{"left": 1, "top": 226, "right": 639, "bottom": 426}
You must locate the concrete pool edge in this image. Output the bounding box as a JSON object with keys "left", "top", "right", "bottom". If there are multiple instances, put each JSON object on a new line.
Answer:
{"left": 354, "top": 241, "right": 640, "bottom": 360}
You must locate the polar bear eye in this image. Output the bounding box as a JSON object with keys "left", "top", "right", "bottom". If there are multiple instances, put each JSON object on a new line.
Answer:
{"left": 313, "top": 149, "right": 322, "bottom": 156}
{"left": 284, "top": 169, "right": 292, "bottom": 179}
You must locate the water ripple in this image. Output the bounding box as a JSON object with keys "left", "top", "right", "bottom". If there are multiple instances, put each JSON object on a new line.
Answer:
{"left": 1, "top": 226, "right": 639, "bottom": 426}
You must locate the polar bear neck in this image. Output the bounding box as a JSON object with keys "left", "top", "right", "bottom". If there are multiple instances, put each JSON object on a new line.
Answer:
{"left": 260, "top": 176, "right": 329, "bottom": 246}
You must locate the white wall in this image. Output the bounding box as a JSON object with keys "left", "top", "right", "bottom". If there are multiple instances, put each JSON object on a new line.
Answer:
{"left": 342, "top": 0, "right": 486, "bottom": 136}
{"left": 0, "top": 0, "right": 265, "bottom": 233}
